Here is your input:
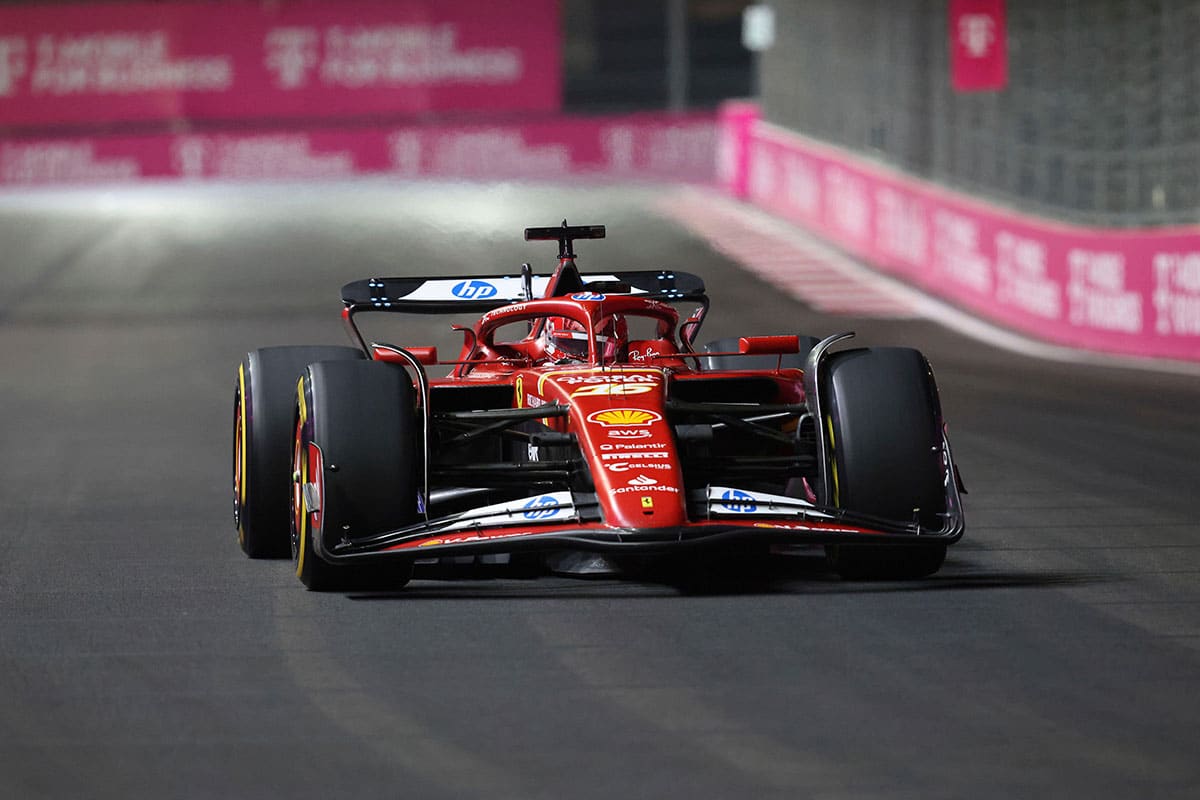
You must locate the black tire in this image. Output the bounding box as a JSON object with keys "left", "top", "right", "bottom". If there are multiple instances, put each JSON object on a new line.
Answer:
{"left": 292, "top": 360, "right": 418, "bottom": 591}
{"left": 820, "top": 347, "right": 948, "bottom": 580}
{"left": 234, "top": 345, "right": 364, "bottom": 558}
{"left": 700, "top": 335, "right": 821, "bottom": 371}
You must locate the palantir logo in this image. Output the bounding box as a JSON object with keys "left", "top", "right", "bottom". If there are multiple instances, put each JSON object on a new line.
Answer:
{"left": 719, "top": 490, "right": 758, "bottom": 513}
{"left": 452, "top": 280, "right": 498, "bottom": 300}
{"left": 0, "top": 37, "right": 28, "bottom": 97}
{"left": 523, "top": 495, "right": 560, "bottom": 520}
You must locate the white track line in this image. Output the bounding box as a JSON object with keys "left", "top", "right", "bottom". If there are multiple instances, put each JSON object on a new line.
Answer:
{"left": 658, "top": 188, "right": 922, "bottom": 319}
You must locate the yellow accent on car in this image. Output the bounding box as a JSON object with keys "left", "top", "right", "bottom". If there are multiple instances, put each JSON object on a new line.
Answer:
{"left": 589, "top": 408, "right": 658, "bottom": 426}
{"left": 236, "top": 364, "right": 248, "bottom": 546}
{"left": 826, "top": 415, "right": 840, "bottom": 506}
{"left": 295, "top": 376, "right": 309, "bottom": 579}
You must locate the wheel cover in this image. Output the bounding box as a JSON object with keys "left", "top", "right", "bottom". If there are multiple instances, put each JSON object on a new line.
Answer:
{"left": 291, "top": 410, "right": 309, "bottom": 574}
{"left": 291, "top": 377, "right": 318, "bottom": 577}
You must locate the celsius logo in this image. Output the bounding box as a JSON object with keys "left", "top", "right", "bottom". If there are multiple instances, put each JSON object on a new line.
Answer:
{"left": 452, "top": 280, "right": 498, "bottom": 300}
{"left": 627, "top": 475, "right": 658, "bottom": 486}
{"left": 606, "top": 462, "right": 671, "bottom": 473}
{"left": 522, "top": 496, "right": 560, "bottom": 520}
{"left": 719, "top": 490, "right": 758, "bottom": 513}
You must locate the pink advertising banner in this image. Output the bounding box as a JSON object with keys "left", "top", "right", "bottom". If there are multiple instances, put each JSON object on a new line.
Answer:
{"left": 0, "top": 111, "right": 716, "bottom": 185}
{"left": 721, "top": 104, "right": 1200, "bottom": 363}
{"left": 0, "top": 0, "right": 561, "bottom": 128}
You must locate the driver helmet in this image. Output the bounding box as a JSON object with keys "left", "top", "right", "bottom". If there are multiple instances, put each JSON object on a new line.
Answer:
{"left": 542, "top": 315, "right": 627, "bottom": 362}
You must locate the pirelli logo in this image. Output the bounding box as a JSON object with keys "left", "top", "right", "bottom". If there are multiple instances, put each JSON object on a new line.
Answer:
{"left": 600, "top": 452, "right": 669, "bottom": 460}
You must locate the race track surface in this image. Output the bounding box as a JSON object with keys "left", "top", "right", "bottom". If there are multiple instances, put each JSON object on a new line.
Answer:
{"left": 1, "top": 181, "right": 1198, "bottom": 799}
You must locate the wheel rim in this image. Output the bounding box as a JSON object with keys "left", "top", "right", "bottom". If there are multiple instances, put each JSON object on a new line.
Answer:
{"left": 291, "top": 412, "right": 306, "bottom": 570}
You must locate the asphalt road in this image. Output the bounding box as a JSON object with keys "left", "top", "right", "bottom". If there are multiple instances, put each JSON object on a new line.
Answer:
{"left": 1, "top": 181, "right": 1197, "bottom": 799}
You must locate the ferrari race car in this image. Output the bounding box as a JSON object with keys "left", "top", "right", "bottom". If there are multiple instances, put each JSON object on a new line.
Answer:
{"left": 233, "top": 222, "right": 965, "bottom": 590}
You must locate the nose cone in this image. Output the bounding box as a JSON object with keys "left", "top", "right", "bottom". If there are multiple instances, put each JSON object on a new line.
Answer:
{"left": 536, "top": 368, "right": 686, "bottom": 529}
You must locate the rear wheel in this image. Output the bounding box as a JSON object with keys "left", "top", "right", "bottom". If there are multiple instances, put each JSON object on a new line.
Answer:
{"left": 292, "top": 360, "right": 418, "bottom": 591}
{"left": 234, "top": 346, "right": 364, "bottom": 558}
{"left": 820, "top": 347, "right": 948, "bottom": 579}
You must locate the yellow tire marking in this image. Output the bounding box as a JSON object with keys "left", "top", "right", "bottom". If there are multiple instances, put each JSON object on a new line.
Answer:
{"left": 825, "top": 414, "right": 840, "bottom": 506}
{"left": 295, "top": 376, "right": 309, "bottom": 579}
{"left": 236, "top": 364, "right": 248, "bottom": 546}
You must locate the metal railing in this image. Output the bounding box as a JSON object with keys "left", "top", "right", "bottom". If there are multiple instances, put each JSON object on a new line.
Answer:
{"left": 760, "top": 0, "right": 1200, "bottom": 227}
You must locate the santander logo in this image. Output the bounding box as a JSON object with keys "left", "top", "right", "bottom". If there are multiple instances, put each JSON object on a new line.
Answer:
{"left": 628, "top": 475, "right": 658, "bottom": 486}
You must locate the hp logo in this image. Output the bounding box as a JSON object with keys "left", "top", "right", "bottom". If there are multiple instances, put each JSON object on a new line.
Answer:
{"left": 452, "top": 280, "right": 498, "bottom": 299}
{"left": 522, "top": 496, "right": 560, "bottom": 520}
{"left": 719, "top": 490, "right": 758, "bottom": 513}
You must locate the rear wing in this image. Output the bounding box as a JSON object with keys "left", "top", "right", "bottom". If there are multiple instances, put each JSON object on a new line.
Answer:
{"left": 341, "top": 271, "right": 707, "bottom": 314}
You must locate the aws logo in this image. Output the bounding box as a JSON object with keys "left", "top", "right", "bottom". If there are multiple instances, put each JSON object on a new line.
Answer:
{"left": 607, "top": 428, "right": 651, "bottom": 439}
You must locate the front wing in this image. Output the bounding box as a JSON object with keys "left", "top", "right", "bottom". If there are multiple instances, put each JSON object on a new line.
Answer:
{"left": 311, "top": 484, "right": 965, "bottom": 564}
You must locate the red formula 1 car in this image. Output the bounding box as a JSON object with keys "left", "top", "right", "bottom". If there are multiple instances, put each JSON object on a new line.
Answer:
{"left": 234, "top": 223, "right": 965, "bottom": 590}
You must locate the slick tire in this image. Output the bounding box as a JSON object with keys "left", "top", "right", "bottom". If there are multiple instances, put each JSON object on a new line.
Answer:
{"left": 292, "top": 360, "right": 418, "bottom": 592}
{"left": 700, "top": 335, "right": 820, "bottom": 371}
{"left": 234, "top": 345, "right": 364, "bottom": 558}
{"left": 820, "top": 347, "right": 948, "bottom": 580}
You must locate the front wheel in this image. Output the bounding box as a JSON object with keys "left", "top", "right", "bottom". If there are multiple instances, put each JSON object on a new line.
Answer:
{"left": 292, "top": 360, "right": 418, "bottom": 591}
{"left": 819, "top": 347, "right": 949, "bottom": 580}
{"left": 234, "top": 345, "right": 364, "bottom": 558}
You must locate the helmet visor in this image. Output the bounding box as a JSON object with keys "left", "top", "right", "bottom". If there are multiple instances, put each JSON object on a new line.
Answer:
{"left": 549, "top": 329, "right": 604, "bottom": 359}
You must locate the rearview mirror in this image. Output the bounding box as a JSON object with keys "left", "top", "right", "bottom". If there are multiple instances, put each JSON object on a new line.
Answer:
{"left": 738, "top": 335, "right": 799, "bottom": 355}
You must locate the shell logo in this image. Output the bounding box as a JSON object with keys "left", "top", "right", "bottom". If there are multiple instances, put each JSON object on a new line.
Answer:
{"left": 587, "top": 408, "right": 662, "bottom": 427}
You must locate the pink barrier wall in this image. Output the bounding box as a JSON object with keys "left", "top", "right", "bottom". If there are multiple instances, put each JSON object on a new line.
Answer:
{"left": 0, "top": 112, "right": 716, "bottom": 184}
{"left": 719, "top": 103, "right": 1200, "bottom": 363}
{"left": 0, "top": 0, "right": 560, "bottom": 127}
